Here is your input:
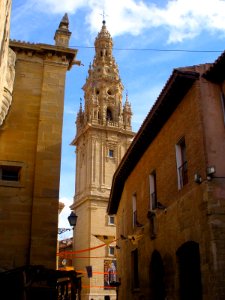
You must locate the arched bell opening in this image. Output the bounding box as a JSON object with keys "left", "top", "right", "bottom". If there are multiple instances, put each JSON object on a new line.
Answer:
{"left": 106, "top": 108, "right": 113, "bottom": 121}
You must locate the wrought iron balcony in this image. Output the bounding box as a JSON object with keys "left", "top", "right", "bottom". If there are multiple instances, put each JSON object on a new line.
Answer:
{"left": 178, "top": 161, "right": 188, "bottom": 187}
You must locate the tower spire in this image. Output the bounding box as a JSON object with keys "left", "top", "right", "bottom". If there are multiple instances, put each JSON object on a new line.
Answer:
{"left": 123, "top": 90, "right": 132, "bottom": 130}
{"left": 54, "top": 13, "right": 71, "bottom": 47}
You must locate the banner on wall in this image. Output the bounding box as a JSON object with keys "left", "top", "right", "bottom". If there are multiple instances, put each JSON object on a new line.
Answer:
{"left": 104, "top": 259, "right": 117, "bottom": 289}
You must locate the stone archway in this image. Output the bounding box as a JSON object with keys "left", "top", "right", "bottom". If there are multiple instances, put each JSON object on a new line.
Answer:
{"left": 149, "top": 250, "right": 166, "bottom": 300}
{"left": 176, "top": 241, "right": 202, "bottom": 300}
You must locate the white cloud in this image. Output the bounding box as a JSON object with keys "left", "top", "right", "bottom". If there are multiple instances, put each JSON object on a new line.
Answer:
{"left": 33, "top": 0, "right": 88, "bottom": 13}
{"left": 26, "top": 0, "right": 225, "bottom": 43}
{"left": 58, "top": 197, "right": 73, "bottom": 228}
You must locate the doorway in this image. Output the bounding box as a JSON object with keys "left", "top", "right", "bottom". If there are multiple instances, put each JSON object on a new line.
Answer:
{"left": 150, "top": 250, "right": 166, "bottom": 300}
{"left": 176, "top": 241, "right": 202, "bottom": 300}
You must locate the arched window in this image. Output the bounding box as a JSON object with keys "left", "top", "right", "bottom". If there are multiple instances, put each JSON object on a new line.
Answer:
{"left": 106, "top": 108, "right": 113, "bottom": 121}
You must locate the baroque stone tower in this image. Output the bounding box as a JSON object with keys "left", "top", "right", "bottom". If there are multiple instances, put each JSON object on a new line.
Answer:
{"left": 71, "top": 20, "right": 135, "bottom": 299}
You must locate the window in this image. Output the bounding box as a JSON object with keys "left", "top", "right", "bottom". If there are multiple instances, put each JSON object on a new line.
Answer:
{"left": 131, "top": 249, "right": 139, "bottom": 289}
{"left": 106, "top": 108, "right": 113, "bottom": 121}
{"left": 149, "top": 171, "right": 157, "bottom": 209}
{"left": 132, "top": 194, "right": 137, "bottom": 227}
{"left": 0, "top": 161, "right": 24, "bottom": 187}
{"left": 108, "top": 246, "right": 115, "bottom": 256}
{"left": 108, "top": 215, "right": 115, "bottom": 225}
{"left": 0, "top": 165, "right": 21, "bottom": 181}
{"left": 108, "top": 149, "right": 114, "bottom": 158}
{"left": 220, "top": 92, "right": 225, "bottom": 124}
{"left": 176, "top": 137, "right": 188, "bottom": 189}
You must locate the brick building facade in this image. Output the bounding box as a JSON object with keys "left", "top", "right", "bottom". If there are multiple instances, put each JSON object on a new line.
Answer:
{"left": 108, "top": 53, "right": 225, "bottom": 299}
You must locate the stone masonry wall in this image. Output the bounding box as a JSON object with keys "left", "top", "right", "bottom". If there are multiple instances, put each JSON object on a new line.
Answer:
{"left": 116, "top": 79, "right": 225, "bottom": 300}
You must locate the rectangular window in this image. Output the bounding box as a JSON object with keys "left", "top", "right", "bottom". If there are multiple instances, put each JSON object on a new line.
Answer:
{"left": 175, "top": 137, "right": 188, "bottom": 189}
{"left": 149, "top": 171, "right": 157, "bottom": 209}
{"left": 0, "top": 165, "right": 21, "bottom": 181}
{"left": 132, "top": 194, "right": 137, "bottom": 227}
{"left": 109, "top": 149, "right": 114, "bottom": 158}
{"left": 220, "top": 92, "right": 225, "bottom": 124}
{"left": 108, "top": 215, "right": 115, "bottom": 225}
{"left": 0, "top": 161, "right": 24, "bottom": 187}
{"left": 108, "top": 246, "right": 115, "bottom": 256}
{"left": 131, "top": 249, "right": 139, "bottom": 290}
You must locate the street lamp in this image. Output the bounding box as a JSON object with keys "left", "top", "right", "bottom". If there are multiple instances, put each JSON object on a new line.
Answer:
{"left": 58, "top": 211, "right": 78, "bottom": 235}
{"left": 68, "top": 211, "right": 78, "bottom": 229}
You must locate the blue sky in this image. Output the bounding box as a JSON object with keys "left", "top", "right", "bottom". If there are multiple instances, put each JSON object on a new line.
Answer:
{"left": 10, "top": 0, "right": 225, "bottom": 237}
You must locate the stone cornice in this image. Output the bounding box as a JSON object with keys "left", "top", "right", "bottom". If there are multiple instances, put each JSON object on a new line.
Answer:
{"left": 9, "top": 40, "right": 79, "bottom": 70}
{"left": 71, "top": 122, "right": 135, "bottom": 146}
{"left": 70, "top": 193, "right": 110, "bottom": 210}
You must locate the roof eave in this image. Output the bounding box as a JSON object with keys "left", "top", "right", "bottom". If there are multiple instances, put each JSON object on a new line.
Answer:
{"left": 203, "top": 50, "right": 225, "bottom": 83}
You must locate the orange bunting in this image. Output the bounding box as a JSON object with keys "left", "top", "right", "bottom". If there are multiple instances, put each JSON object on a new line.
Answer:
{"left": 57, "top": 242, "right": 107, "bottom": 256}
{"left": 82, "top": 285, "right": 116, "bottom": 289}
{"left": 57, "top": 238, "right": 118, "bottom": 256}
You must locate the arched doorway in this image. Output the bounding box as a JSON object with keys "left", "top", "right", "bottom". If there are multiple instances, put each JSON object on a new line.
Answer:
{"left": 176, "top": 241, "right": 202, "bottom": 300}
{"left": 149, "top": 250, "right": 166, "bottom": 300}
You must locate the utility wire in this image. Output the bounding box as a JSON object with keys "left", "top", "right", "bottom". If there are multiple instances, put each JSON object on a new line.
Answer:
{"left": 70, "top": 45, "right": 222, "bottom": 53}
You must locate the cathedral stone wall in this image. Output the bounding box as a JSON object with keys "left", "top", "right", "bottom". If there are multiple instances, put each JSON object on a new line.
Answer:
{"left": 0, "top": 39, "right": 77, "bottom": 269}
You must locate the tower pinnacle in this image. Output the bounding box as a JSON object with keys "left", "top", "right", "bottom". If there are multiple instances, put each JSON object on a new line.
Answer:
{"left": 54, "top": 13, "right": 71, "bottom": 47}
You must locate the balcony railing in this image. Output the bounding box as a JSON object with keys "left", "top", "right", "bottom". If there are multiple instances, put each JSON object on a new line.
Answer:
{"left": 151, "top": 192, "right": 157, "bottom": 209}
{"left": 133, "top": 210, "right": 137, "bottom": 227}
{"left": 178, "top": 161, "right": 188, "bottom": 187}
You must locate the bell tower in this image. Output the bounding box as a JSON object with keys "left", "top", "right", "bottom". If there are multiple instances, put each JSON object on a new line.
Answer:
{"left": 71, "top": 20, "right": 135, "bottom": 300}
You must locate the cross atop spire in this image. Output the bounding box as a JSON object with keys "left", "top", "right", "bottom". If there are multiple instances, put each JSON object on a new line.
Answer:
{"left": 100, "top": 10, "right": 108, "bottom": 25}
